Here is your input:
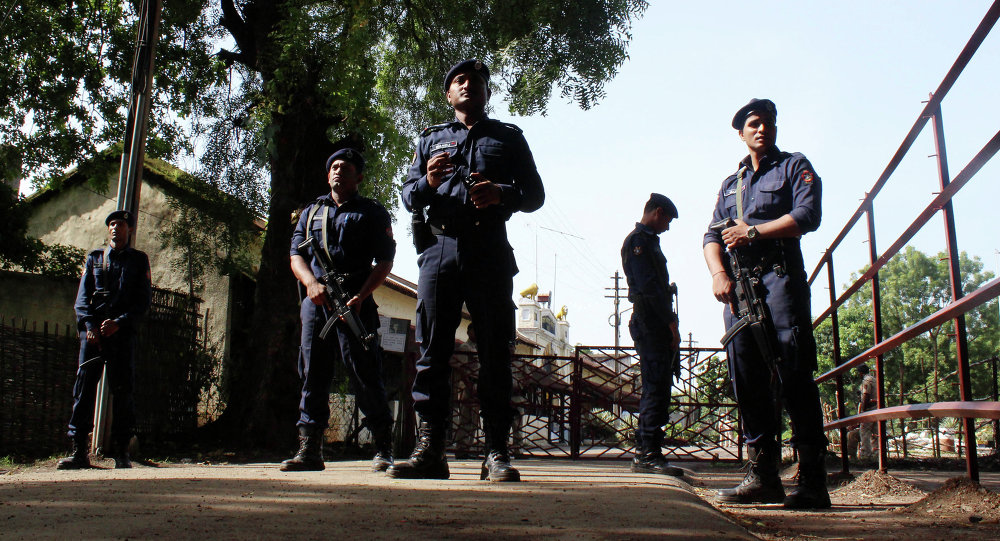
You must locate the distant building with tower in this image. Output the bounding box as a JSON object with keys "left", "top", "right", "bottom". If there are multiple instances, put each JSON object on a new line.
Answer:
{"left": 516, "top": 283, "right": 573, "bottom": 356}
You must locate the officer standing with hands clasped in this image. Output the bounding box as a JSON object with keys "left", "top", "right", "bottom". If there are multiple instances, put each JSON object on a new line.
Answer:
{"left": 621, "top": 193, "right": 684, "bottom": 477}
{"left": 390, "top": 59, "right": 544, "bottom": 482}
{"left": 58, "top": 210, "right": 151, "bottom": 470}
{"left": 283, "top": 148, "right": 397, "bottom": 473}
{"left": 703, "top": 99, "right": 830, "bottom": 509}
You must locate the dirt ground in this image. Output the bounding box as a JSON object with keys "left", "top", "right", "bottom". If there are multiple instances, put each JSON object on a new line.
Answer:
{"left": 689, "top": 461, "right": 1000, "bottom": 541}
{"left": 3, "top": 456, "right": 999, "bottom": 540}
{"left": 0, "top": 458, "right": 754, "bottom": 540}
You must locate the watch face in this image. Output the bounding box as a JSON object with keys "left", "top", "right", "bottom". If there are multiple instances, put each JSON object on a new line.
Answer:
{"left": 748, "top": 227, "right": 758, "bottom": 240}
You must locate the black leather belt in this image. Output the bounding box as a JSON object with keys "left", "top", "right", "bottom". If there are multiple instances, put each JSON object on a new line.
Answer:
{"left": 428, "top": 217, "right": 477, "bottom": 237}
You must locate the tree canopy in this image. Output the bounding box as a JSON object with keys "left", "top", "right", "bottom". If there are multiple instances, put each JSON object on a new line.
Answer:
{"left": 3, "top": 0, "right": 650, "bottom": 446}
{"left": 815, "top": 246, "right": 998, "bottom": 417}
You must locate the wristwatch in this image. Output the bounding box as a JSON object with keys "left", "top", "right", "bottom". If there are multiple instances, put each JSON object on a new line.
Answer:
{"left": 746, "top": 226, "right": 759, "bottom": 241}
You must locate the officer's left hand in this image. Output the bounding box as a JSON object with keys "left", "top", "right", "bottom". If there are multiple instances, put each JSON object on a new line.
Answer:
{"left": 467, "top": 173, "right": 501, "bottom": 208}
{"left": 100, "top": 319, "right": 120, "bottom": 337}
{"left": 669, "top": 322, "right": 681, "bottom": 350}
{"left": 345, "top": 295, "right": 363, "bottom": 314}
{"left": 722, "top": 219, "right": 751, "bottom": 249}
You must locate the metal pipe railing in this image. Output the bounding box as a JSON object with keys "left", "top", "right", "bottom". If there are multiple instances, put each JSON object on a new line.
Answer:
{"left": 807, "top": 2, "right": 1000, "bottom": 482}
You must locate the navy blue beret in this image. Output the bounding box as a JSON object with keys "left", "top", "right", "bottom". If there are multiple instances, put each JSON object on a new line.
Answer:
{"left": 648, "top": 193, "right": 678, "bottom": 219}
{"left": 444, "top": 59, "right": 490, "bottom": 92}
{"left": 325, "top": 148, "right": 365, "bottom": 173}
{"left": 731, "top": 98, "right": 777, "bottom": 129}
{"left": 105, "top": 210, "right": 135, "bottom": 227}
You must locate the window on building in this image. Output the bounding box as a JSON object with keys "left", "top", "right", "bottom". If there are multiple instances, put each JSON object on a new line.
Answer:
{"left": 541, "top": 315, "right": 556, "bottom": 334}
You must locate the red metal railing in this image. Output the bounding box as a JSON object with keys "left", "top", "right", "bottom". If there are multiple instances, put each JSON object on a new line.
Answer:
{"left": 807, "top": 2, "right": 1000, "bottom": 482}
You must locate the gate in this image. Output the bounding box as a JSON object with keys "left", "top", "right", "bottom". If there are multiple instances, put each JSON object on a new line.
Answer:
{"left": 448, "top": 345, "right": 740, "bottom": 462}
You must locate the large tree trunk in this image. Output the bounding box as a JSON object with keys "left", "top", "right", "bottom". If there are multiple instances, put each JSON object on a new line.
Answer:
{"left": 208, "top": 104, "right": 336, "bottom": 449}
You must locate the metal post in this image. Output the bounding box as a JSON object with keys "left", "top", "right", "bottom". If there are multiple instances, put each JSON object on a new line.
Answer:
{"left": 929, "top": 103, "right": 979, "bottom": 481}
{"left": 866, "top": 205, "right": 889, "bottom": 471}
{"left": 992, "top": 355, "right": 999, "bottom": 454}
{"left": 608, "top": 271, "right": 623, "bottom": 350}
{"left": 826, "top": 253, "right": 849, "bottom": 474}
{"left": 570, "top": 346, "right": 583, "bottom": 459}
{"left": 92, "top": 0, "right": 162, "bottom": 456}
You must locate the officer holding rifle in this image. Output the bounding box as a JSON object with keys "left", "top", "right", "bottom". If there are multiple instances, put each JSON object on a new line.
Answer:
{"left": 58, "top": 210, "right": 151, "bottom": 470}
{"left": 702, "top": 99, "right": 830, "bottom": 509}
{"left": 284, "top": 148, "right": 396, "bottom": 473}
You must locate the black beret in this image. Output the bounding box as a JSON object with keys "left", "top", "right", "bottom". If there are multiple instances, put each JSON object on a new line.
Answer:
{"left": 105, "top": 210, "right": 135, "bottom": 227}
{"left": 444, "top": 59, "right": 490, "bottom": 92}
{"left": 648, "top": 193, "right": 678, "bottom": 219}
{"left": 731, "top": 98, "right": 777, "bottom": 129}
{"left": 325, "top": 148, "right": 365, "bottom": 173}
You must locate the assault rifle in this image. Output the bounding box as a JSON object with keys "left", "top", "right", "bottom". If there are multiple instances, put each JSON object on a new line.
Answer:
{"left": 709, "top": 218, "right": 783, "bottom": 408}
{"left": 298, "top": 236, "right": 378, "bottom": 351}
{"left": 80, "top": 289, "right": 113, "bottom": 368}
{"left": 669, "top": 282, "right": 681, "bottom": 381}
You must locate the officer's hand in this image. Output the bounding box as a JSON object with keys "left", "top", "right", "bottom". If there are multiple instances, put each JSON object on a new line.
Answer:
{"left": 346, "top": 295, "right": 363, "bottom": 314}
{"left": 722, "top": 219, "right": 751, "bottom": 249}
{"left": 100, "top": 319, "right": 120, "bottom": 337}
{"left": 468, "top": 173, "right": 501, "bottom": 208}
{"left": 86, "top": 329, "right": 101, "bottom": 345}
{"left": 669, "top": 322, "right": 681, "bottom": 350}
{"left": 712, "top": 272, "right": 734, "bottom": 304}
{"left": 306, "top": 281, "right": 330, "bottom": 308}
{"left": 426, "top": 151, "right": 453, "bottom": 188}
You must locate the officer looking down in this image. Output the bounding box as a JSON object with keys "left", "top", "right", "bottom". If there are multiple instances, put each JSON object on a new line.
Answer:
{"left": 621, "top": 193, "right": 684, "bottom": 477}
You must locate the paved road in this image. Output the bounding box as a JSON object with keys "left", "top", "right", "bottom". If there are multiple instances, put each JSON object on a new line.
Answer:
{"left": 1, "top": 459, "right": 756, "bottom": 540}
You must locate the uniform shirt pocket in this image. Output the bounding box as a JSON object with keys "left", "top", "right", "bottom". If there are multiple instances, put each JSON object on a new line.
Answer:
{"left": 476, "top": 142, "right": 507, "bottom": 178}
{"left": 756, "top": 178, "right": 788, "bottom": 215}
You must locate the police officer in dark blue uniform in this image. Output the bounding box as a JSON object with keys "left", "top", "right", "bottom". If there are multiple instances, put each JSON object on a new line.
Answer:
{"left": 283, "top": 148, "right": 397, "bottom": 472}
{"left": 58, "top": 210, "right": 151, "bottom": 470}
{"left": 622, "top": 193, "right": 683, "bottom": 477}
{"left": 389, "top": 59, "right": 544, "bottom": 482}
{"left": 703, "top": 99, "right": 830, "bottom": 509}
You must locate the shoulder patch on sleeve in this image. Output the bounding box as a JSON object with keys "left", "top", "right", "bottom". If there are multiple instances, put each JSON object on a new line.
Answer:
{"left": 420, "top": 123, "right": 451, "bottom": 137}
{"left": 632, "top": 245, "right": 643, "bottom": 256}
{"left": 800, "top": 169, "right": 815, "bottom": 183}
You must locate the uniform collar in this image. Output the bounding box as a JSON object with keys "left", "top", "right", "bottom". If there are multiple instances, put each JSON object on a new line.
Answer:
{"left": 738, "top": 146, "right": 782, "bottom": 171}
{"left": 322, "top": 192, "right": 361, "bottom": 208}
{"left": 450, "top": 112, "right": 490, "bottom": 129}
{"left": 635, "top": 222, "right": 658, "bottom": 236}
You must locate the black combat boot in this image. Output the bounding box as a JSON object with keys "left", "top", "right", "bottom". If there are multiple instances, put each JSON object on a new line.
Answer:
{"left": 371, "top": 424, "right": 394, "bottom": 473}
{"left": 280, "top": 425, "right": 325, "bottom": 472}
{"left": 783, "top": 444, "right": 831, "bottom": 509}
{"left": 631, "top": 440, "right": 683, "bottom": 477}
{"left": 386, "top": 420, "right": 449, "bottom": 479}
{"left": 717, "top": 446, "right": 785, "bottom": 504}
{"left": 480, "top": 420, "right": 520, "bottom": 482}
{"left": 57, "top": 438, "right": 91, "bottom": 470}
{"left": 111, "top": 437, "right": 133, "bottom": 469}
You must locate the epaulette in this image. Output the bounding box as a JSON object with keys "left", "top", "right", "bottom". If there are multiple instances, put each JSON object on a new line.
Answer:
{"left": 500, "top": 122, "right": 523, "bottom": 133}
{"left": 420, "top": 123, "right": 451, "bottom": 137}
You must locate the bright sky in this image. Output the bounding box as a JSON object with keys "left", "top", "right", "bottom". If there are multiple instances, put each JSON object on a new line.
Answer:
{"left": 390, "top": 0, "right": 1000, "bottom": 349}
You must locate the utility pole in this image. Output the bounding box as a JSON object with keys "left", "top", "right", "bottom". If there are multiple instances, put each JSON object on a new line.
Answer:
{"left": 684, "top": 332, "right": 698, "bottom": 396}
{"left": 92, "top": 0, "right": 162, "bottom": 455}
{"left": 605, "top": 271, "right": 627, "bottom": 351}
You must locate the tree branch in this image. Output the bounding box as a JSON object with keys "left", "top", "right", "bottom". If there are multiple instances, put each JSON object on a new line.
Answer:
{"left": 219, "top": 0, "right": 255, "bottom": 69}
